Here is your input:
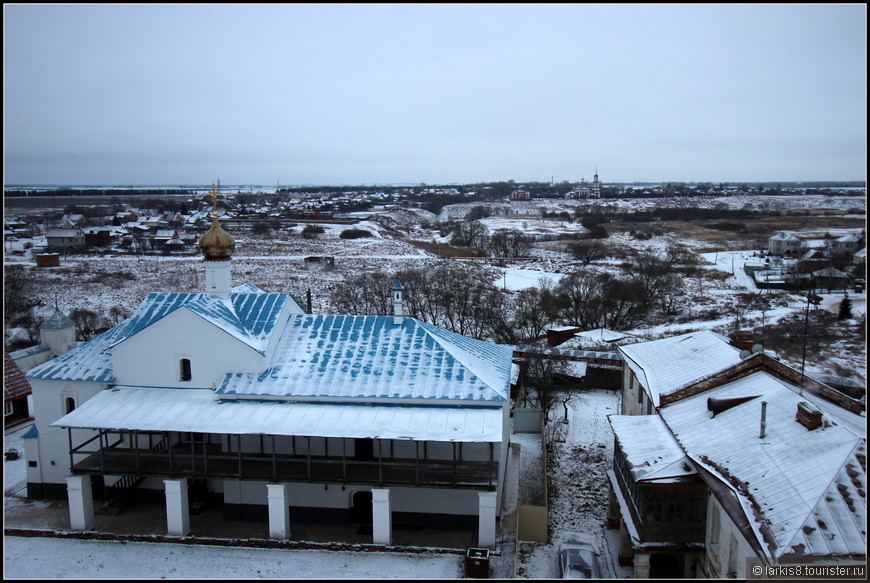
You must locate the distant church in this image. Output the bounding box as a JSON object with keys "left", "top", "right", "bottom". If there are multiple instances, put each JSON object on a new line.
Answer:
{"left": 566, "top": 168, "right": 601, "bottom": 199}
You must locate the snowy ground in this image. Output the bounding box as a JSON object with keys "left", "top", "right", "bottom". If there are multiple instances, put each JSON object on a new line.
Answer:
{"left": 514, "top": 389, "right": 632, "bottom": 579}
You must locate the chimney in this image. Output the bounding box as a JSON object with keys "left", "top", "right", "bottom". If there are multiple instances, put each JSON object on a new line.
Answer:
{"left": 760, "top": 401, "right": 767, "bottom": 438}
{"left": 391, "top": 279, "right": 405, "bottom": 325}
{"left": 796, "top": 401, "right": 823, "bottom": 431}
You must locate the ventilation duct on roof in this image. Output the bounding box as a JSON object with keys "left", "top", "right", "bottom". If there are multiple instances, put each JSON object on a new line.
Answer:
{"left": 707, "top": 395, "right": 760, "bottom": 417}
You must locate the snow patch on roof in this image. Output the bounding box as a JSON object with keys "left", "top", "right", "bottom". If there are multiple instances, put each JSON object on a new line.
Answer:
{"left": 218, "top": 315, "right": 513, "bottom": 402}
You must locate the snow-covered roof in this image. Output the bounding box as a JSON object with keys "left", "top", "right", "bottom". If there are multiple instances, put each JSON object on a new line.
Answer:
{"left": 812, "top": 266, "right": 849, "bottom": 278}
{"left": 218, "top": 315, "right": 513, "bottom": 402}
{"left": 110, "top": 292, "right": 295, "bottom": 355}
{"left": 770, "top": 231, "right": 800, "bottom": 241}
{"left": 609, "top": 414, "right": 695, "bottom": 482}
{"left": 617, "top": 330, "right": 743, "bottom": 406}
{"left": 26, "top": 291, "right": 303, "bottom": 381}
{"left": 52, "top": 386, "right": 503, "bottom": 442}
{"left": 659, "top": 371, "right": 866, "bottom": 560}
{"left": 40, "top": 308, "right": 75, "bottom": 330}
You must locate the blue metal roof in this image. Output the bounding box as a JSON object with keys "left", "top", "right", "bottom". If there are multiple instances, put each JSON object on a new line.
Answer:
{"left": 218, "top": 314, "right": 513, "bottom": 402}
{"left": 111, "top": 292, "right": 291, "bottom": 354}
{"left": 26, "top": 291, "right": 294, "bottom": 382}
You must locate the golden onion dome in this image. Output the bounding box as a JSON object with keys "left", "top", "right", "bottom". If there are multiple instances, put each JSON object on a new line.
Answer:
{"left": 199, "top": 213, "right": 235, "bottom": 261}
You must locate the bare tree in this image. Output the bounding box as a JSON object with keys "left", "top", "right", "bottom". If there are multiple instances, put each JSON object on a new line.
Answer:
{"left": 69, "top": 308, "right": 104, "bottom": 341}
{"left": 568, "top": 239, "right": 608, "bottom": 265}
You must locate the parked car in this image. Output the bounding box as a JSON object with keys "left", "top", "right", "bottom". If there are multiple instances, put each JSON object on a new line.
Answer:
{"left": 558, "top": 536, "right": 601, "bottom": 579}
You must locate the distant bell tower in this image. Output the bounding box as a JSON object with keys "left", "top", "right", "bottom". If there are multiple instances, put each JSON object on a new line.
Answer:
{"left": 592, "top": 167, "right": 601, "bottom": 198}
{"left": 199, "top": 182, "right": 235, "bottom": 297}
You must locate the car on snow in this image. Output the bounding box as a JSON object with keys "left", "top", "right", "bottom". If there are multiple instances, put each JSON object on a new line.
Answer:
{"left": 558, "top": 535, "right": 601, "bottom": 579}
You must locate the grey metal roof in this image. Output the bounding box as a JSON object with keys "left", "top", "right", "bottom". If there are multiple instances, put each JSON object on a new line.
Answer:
{"left": 52, "top": 386, "right": 504, "bottom": 442}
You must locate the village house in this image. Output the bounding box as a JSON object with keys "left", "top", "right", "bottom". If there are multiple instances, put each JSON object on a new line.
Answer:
{"left": 607, "top": 330, "right": 865, "bottom": 578}
{"left": 767, "top": 232, "right": 801, "bottom": 256}
{"left": 58, "top": 214, "right": 87, "bottom": 228}
{"left": 44, "top": 228, "right": 86, "bottom": 253}
{"left": 23, "top": 193, "right": 514, "bottom": 548}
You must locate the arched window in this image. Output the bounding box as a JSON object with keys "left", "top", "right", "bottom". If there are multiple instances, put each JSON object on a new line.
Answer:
{"left": 179, "top": 358, "right": 192, "bottom": 381}
{"left": 64, "top": 396, "right": 76, "bottom": 414}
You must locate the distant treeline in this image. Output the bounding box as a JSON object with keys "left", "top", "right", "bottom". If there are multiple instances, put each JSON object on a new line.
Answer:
{"left": 5, "top": 188, "right": 196, "bottom": 197}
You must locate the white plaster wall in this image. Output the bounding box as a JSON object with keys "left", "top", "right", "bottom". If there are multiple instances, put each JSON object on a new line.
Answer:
{"left": 111, "top": 308, "right": 264, "bottom": 388}
{"left": 27, "top": 379, "right": 106, "bottom": 486}
{"left": 228, "top": 480, "right": 481, "bottom": 516}
{"left": 705, "top": 495, "right": 756, "bottom": 579}
{"left": 621, "top": 369, "right": 646, "bottom": 417}
{"left": 42, "top": 325, "right": 76, "bottom": 358}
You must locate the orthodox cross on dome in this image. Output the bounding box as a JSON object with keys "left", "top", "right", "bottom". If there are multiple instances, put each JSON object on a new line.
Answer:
{"left": 210, "top": 180, "right": 220, "bottom": 219}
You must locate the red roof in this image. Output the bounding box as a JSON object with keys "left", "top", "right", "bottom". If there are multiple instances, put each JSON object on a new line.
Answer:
{"left": 4, "top": 351, "right": 32, "bottom": 402}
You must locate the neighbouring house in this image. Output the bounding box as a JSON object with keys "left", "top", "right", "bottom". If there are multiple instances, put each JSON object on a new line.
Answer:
{"left": 546, "top": 325, "right": 582, "bottom": 347}
{"left": 5, "top": 351, "right": 34, "bottom": 428}
{"left": 833, "top": 233, "right": 865, "bottom": 256}
{"left": 59, "top": 214, "right": 86, "bottom": 228}
{"left": 82, "top": 227, "right": 116, "bottom": 247}
{"left": 812, "top": 266, "right": 851, "bottom": 292}
{"left": 45, "top": 228, "right": 86, "bottom": 253}
{"left": 767, "top": 232, "right": 801, "bottom": 256}
{"left": 560, "top": 328, "right": 637, "bottom": 351}
{"left": 152, "top": 229, "right": 180, "bottom": 249}
{"left": 23, "top": 195, "right": 514, "bottom": 549}
{"left": 510, "top": 189, "right": 530, "bottom": 201}
{"left": 607, "top": 330, "right": 865, "bottom": 578}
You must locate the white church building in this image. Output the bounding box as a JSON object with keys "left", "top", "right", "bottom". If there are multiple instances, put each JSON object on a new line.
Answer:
{"left": 23, "top": 190, "right": 514, "bottom": 547}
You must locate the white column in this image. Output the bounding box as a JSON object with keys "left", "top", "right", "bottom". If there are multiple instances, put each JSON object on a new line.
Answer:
{"left": 164, "top": 478, "right": 191, "bottom": 536}
{"left": 478, "top": 491, "right": 497, "bottom": 548}
{"left": 66, "top": 475, "right": 94, "bottom": 531}
{"left": 371, "top": 488, "right": 392, "bottom": 545}
{"left": 634, "top": 552, "right": 651, "bottom": 579}
{"left": 267, "top": 483, "right": 291, "bottom": 539}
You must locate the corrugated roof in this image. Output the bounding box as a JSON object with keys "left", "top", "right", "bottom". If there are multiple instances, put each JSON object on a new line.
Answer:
{"left": 609, "top": 414, "right": 695, "bottom": 482}
{"left": 218, "top": 315, "right": 513, "bottom": 402}
{"left": 659, "top": 371, "right": 866, "bottom": 559}
{"left": 52, "top": 386, "right": 504, "bottom": 442}
{"left": 111, "top": 292, "right": 294, "bottom": 354}
{"left": 618, "top": 330, "right": 743, "bottom": 406}
{"left": 4, "top": 351, "right": 33, "bottom": 401}
{"left": 26, "top": 291, "right": 301, "bottom": 382}
{"left": 26, "top": 322, "right": 123, "bottom": 383}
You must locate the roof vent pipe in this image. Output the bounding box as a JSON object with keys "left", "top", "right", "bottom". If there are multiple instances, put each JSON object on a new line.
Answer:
{"left": 392, "top": 279, "right": 405, "bottom": 325}
{"left": 707, "top": 395, "right": 760, "bottom": 417}
{"left": 760, "top": 401, "right": 767, "bottom": 438}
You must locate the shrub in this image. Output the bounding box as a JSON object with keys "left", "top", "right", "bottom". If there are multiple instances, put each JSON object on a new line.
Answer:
{"left": 340, "top": 228, "right": 373, "bottom": 239}
{"left": 301, "top": 225, "right": 326, "bottom": 239}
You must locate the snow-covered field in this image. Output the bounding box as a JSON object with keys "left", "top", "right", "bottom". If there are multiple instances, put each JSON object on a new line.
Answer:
{"left": 3, "top": 193, "right": 866, "bottom": 578}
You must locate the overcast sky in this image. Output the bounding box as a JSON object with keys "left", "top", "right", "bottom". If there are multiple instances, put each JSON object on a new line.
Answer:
{"left": 3, "top": 4, "right": 866, "bottom": 186}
